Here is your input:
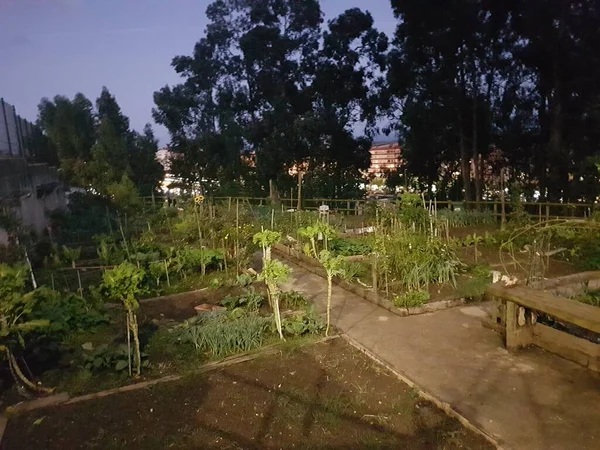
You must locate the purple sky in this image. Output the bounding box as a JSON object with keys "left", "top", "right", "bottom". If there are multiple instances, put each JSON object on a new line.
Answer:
{"left": 0, "top": 0, "right": 396, "bottom": 145}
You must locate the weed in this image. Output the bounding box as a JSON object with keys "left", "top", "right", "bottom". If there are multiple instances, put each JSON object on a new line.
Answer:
{"left": 578, "top": 293, "right": 600, "bottom": 307}
{"left": 458, "top": 276, "right": 491, "bottom": 300}
{"left": 393, "top": 290, "right": 430, "bottom": 309}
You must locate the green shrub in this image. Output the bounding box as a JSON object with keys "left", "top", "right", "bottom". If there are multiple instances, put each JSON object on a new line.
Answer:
{"left": 398, "top": 193, "right": 429, "bottom": 230}
{"left": 279, "top": 290, "right": 308, "bottom": 309}
{"left": 221, "top": 287, "right": 265, "bottom": 311}
{"left": 29, "top": 288, "right": 108, "bottom": 336}
{"left": 384, "top": 232, "right": 461, "bottom": 291}
{"left": 83, "top": 344, "right": 149, "bottom": 373}
{"left": 458, "top": 277, "right": 490, "bottom": 300}
{"left": 329, "top": 237, "right": 372, "bottom": 256}
{"left": 236, "top": 273, "right": 253, "bottom": 287}
{"left": 282, "top": 307, "right": 325, "bottom": 336}
{"left": 393, "top": 290, "right": 431, "bottom": 309}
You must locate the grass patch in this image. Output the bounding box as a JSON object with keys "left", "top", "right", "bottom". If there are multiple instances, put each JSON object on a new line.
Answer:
{"left": 393, "top": 290, "right": 430, "bottom": 309}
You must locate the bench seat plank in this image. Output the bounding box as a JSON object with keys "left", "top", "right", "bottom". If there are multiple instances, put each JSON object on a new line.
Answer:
{"left": 487, "top": 284, "right": 600, "bottom": 334}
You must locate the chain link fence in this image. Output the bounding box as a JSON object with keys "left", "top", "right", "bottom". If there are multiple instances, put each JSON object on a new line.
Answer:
{"left": 0, "top": 97, "right": 35, "bottom": 158}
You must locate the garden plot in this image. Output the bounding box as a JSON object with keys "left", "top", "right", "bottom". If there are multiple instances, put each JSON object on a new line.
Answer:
{"left": 2, "top": 338, "right": 493, "bottom": 450}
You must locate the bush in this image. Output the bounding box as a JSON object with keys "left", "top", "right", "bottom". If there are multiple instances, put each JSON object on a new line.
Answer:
{"left": 282, "top": 307, "right": 325, "bottom": 336}
{"left": 329, "top": 237, "right": 372, "bottom": 256}
{"left": 83, "top": 344, "right": 149, "bottom": 373}
{"left": 279, "top": 290, "right": 308, "bottom": 309}
{"left": 29, "top": 288, "right": 108, "bottom": 336}
{"left": 172, "top": 310, "right": 271, "bottom": 358}
{"left": 398, "top": 193, "right": 429, "bottom": 230}
{"left": 383, "top": 232, "right": 461, "bottom": 291}
{"left": 221, "top": 287, "right": 265, "bottom": 311}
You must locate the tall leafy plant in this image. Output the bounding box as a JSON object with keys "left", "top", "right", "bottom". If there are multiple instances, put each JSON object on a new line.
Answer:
{"left": 253, "top": 229, "right": 291, "bottom": 340}
{"left": 0, "top": 264, "right": 53, "bottom": 393}
{"left": 318, "top": 250, "right": 346, "bottom": 336}
{"left": 101, "top": 262, "right": 146, "bottom": 376}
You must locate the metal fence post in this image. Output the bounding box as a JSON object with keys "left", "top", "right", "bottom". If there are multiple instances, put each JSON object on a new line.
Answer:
{"left": 1, "top": 98, "right": 13, "bottom": 156}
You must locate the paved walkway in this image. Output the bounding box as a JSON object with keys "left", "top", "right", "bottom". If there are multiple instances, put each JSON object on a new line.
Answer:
{"left": 281, "top": 259, "right": 600, "bottom": 450}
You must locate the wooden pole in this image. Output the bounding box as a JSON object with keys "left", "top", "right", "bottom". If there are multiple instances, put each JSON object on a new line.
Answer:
{"left": 164, "top": 260, "right": 171, "bottom": 287}
{"left": 77, "top": 270, "right": 83, "bottom": 297}
{"left": 297, "top": 172, "right": 303, "bottom": 211}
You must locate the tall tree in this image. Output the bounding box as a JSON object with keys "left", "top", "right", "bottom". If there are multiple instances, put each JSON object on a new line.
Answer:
{"left": 388, "top": 0, "right": 600, "bottom": 203}
{"left": 37, "top": 87, "right": 164, "bottom": 198}
{"left": 128, "top": 124, "right": 164, "bottom": 196}
{"left": 388, "top": 0, "right": 509, "bottom": 202}
{"left": 154, "top": 1, "right": 387, "bottom": 199}
{"left": 37, "top": 93, "right": 95, "bottom": 183}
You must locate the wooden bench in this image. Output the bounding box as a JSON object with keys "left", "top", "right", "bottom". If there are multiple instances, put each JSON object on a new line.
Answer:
{"left": 486, "top": 283, "right": 600, "bottom": 372}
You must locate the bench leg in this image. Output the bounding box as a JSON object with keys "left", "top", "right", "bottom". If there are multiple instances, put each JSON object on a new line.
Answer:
{"left": 506, "top": 300, "right": 533, "bottom": 350}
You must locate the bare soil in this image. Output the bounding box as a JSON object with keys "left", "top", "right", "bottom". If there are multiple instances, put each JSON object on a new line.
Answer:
{"left": 139, "top": 283, "right": 267, "bottom": 322}
{"left": 2, "top": 339, "right": 493, "bottom": 450}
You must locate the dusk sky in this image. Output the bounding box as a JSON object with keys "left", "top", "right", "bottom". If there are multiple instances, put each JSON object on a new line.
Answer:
{"left": 0, "top": 0, "right": 396, "bottom": 145}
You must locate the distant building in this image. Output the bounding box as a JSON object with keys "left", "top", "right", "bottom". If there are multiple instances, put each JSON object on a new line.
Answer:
{"left": 156, "top": 147, "right": 179, "bottom": 194}
{"left": 368, "top": 142, "right": 402, "bottom": 176}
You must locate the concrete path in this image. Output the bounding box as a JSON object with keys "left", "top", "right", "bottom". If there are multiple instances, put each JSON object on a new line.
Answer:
{"left": 281, "top": 259, "right": 600, "bottom": 450}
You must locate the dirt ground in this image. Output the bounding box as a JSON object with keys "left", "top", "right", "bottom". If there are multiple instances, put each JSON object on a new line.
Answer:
{"left": 139, "top": 283, "right": 267, "bottom": 322}
{"left": 2, "top": 339, "right": 493, "bottom": 450}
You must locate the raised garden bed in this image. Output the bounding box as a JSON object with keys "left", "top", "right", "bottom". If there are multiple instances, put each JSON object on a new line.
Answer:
{"left": 273, "top": 243, "right": 467, "bottom": 317}
{"left": 1, "top": 338, "right": 494, "bottom": 450}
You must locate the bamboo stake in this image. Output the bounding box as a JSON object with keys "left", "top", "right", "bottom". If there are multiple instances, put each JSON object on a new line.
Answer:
{"left": 126, "top": 313, "right": 132, "bottom": 377}
{"left": 164, "top": 260, "right": 171, "bottom": 287}
{"left": 77, "top": 270, "right": 83, "bottom": 297}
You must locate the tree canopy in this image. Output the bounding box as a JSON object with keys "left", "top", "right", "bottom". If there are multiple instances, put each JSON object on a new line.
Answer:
{"left": 153, "top": 0, "right": 388, "bottom": 199}
{"left": 37, "top": 87, "right": 164, "bottom": 199}
{"left": 30, "top": 0, "right": 600, "bottom": 204}
{"left": 387, "top": 0, "right": 600, "bottom": 202}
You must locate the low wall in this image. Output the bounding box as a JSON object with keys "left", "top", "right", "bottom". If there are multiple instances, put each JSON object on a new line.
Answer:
{"left": 0, "top": 158, "right": 65, "bottom": 242}
{"left": 273, "top": 243, "right": 466, "bottom": 317}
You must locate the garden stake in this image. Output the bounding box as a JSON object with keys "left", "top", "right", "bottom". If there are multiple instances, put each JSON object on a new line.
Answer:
{"left": 126, "top": 314, "right": 132, "bottom": 376}
{"left": 77, "top": 270, "right": 83, "bottom": 297}
{"left": 164, "top": 260, "right": 171, "bottom": 287}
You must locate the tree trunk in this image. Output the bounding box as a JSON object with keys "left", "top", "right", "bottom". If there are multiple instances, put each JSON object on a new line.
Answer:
{"left": 129, "top": 310, "right": 141, "bottom": 376}
{"left": 297, "top": 172, "right": 303, "bottom": 211}
{"left": 326, "top": 276, "right": 332, "bottom": 336}
{"left": 459, "top": 117, "right": 472, "bottom": 204}
{"left": 547, "top": 64, "right": 564, "bottom": 202}
{"left": 472, "top": 97, "right": 482, "bottom": 209}
{"left": 500, "top": 170, "right": 507, "bottom": 230}
{"left": 269, "top": 179, "right": 280, "bottom": 204}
